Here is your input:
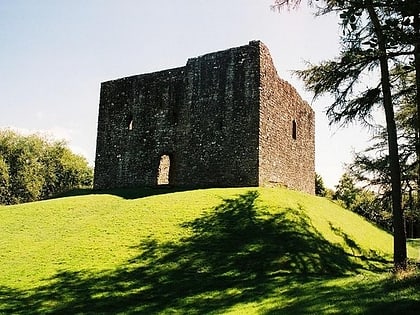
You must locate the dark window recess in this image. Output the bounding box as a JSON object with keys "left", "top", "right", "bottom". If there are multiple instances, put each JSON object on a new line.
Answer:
{"left": 292, "top": 120, "right": 297, "bottom": 140}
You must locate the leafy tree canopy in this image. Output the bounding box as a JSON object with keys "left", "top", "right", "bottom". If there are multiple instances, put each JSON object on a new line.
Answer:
{"left": 0, "top": 129, "right": 92, "bottom": 205}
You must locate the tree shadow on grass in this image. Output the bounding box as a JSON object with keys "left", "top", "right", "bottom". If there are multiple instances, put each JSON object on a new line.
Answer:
{"left": 264, "top": 272, "right": 420, "bottom": 315}
{"left": 1, "top": 190, "right": 412, "bottom": 314}
{"left": 328, "top": 222, "right": 392, "bottom": 271}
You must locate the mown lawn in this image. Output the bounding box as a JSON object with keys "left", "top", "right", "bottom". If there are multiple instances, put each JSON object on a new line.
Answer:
{"left": 0, "top": 187, "right": 419, "bottom": 314}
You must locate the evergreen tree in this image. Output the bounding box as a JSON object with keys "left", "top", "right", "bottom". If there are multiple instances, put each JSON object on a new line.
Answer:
{"left": 272, "top": 0, "right": 420, "bottom": 269}
{"left": 315, "top": 173, "right": 327, "bottom": 197}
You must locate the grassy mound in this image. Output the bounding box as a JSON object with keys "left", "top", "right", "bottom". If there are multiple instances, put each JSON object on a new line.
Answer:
{"left": 0, "top": 187, "right": 419, "bottom": 314}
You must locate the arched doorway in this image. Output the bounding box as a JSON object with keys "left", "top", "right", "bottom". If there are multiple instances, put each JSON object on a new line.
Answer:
{"left": 157, "top": 154, "right": 171, "bottom": 185}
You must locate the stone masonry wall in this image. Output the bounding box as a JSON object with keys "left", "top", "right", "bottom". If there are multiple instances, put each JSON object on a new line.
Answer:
{"left": 94, "top": 67, "right": 184, "bottom": 188}
{"left": 258, "top": 42, "right": 315, "bottom": 194}
{"left": 94, "top": 41, "right": 315, "bottom": 194}
{"left": 94, "top": 42, "right": 261, "bottom": 189}
{"left": 178, "top": 43, "right": 260, "bottom": 187}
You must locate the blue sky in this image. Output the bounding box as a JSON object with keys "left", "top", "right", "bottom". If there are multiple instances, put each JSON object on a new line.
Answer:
{"left": 0, "top": 0, "right": 373, "bottom": 188}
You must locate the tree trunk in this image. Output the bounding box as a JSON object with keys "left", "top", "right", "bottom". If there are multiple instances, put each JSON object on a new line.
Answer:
{"left": 414, "top": 11, "right": 420, "bottom": 217}
{"left": 367, "top": 3, "right": 407, "bottom": 270}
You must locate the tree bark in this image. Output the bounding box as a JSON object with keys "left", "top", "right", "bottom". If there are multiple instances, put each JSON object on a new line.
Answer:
{"left": 414, "top": 11, "right": 420, "bottom": 216}
{"left": 366, "top": 3, "right": 407, "bottom": 270}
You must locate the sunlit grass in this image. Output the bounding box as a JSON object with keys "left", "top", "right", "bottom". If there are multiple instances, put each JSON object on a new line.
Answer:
{"left": 0, "top": 187, "right": 419, "bottom": 314}
{"left": 0, "top": 188, "right": 248, "bottom": 290}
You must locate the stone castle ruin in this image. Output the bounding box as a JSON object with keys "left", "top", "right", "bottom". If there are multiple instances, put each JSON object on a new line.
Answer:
{"left": 94, "top": 41, "right": 315, "bottom": 194}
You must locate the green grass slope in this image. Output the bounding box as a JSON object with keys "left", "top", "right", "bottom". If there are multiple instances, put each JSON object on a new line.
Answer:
{"left": 0, "top": 187, "right": 419, "bottom": 314}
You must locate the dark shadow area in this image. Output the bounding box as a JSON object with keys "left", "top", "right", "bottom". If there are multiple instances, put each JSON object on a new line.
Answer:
{"left": 264, "top": 272, "right": 420, "bottom": 315}
{"left": 328, "top": 222, "right": 391, "bottom": 271}
{"left": 1, "top": 191, "right": 416, "bottom": 314}
{"left": 51, "top": 186, "right": 196, "bottom": 200}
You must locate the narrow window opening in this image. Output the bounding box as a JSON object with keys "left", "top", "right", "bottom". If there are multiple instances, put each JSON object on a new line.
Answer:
{"left": 157, "top": 154, "right": 171, "bottom": 185}
{"left": 292, "top": 120, "right": 297, "bottom": 140}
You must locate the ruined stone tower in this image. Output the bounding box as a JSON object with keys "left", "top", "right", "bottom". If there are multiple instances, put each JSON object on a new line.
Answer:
{"left": 94, "top": 41, "right": 315, "bottom": 194}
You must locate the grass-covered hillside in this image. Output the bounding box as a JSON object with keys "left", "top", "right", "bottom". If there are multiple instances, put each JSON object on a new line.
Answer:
{"left": 0, "top": 187, "right": 419, "bottom": 314}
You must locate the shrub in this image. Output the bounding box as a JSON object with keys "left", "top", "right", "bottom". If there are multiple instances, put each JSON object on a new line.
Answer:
{"left": 0, "top": 129, "right": 92, "bottom": 204}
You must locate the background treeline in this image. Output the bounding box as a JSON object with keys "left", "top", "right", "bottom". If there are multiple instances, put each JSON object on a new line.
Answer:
{"left": 317, "top": 169, "right": 419, "bottom": 238}
{"left": 274, "top": 0, "right": 419, "bottom": 269}
{"left": 0, "top": 130, "right": 93, "bottom": 205}
{"left": 315, "top": 87, "right": 419, "bottom": 235}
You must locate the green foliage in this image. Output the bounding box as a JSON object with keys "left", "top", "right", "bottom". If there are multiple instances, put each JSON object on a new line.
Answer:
{"left": 334, "top": 173, "right": 361, "bottom": 209}
{"left": 315, "top": 173, "right": 334, "bottom": 199}
{"left": 277, "top": 0, "right": 417, "bottom": 268}
{"left": 0, "top": 187, "right": 419, "bottom": 313}
{"left": 0, "top": 129, "right": 92, "bottom": 204}
{"left": 315, "top": 173, "right": 327, "bottom": 196}
{"left": 333, "top": 172, "right": 395, "bottom": 231}
{"left": 348, "top": 71, "right": 420, "bottom": 235}
{"left": 0, "top": 156, "right": 10, "bottom": 204}
{"left": 352, "top": 189, "right": 393, "bottom": 232}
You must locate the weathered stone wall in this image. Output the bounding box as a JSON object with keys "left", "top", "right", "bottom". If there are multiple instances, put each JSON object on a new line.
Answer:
{"left": 258, "top": 42, "right": 315, "bottom": 194}
{"left": 94, "top": 67, "right": 185, "bottom": 188}
{"left": 94, "top": 41, "right": 315, "bottom": 194}
{"left": 178, "top": 43, "right": 261, "bottom": 187}
{"left": 94, "top": 42, "right": 261, "bottom": 189}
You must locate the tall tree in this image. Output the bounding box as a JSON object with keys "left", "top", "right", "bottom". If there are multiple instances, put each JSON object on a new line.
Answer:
{"left": 365, "top": 0, "right": 406, "bottom": 271}
{"left": 392, "top": 1, "right": 420, "bottom": 212}
{"left": 349, "top": 74, "right": 420, "bottom": 237}
{"left": 273, "top": 0, "right": 418, "bottom": 269}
